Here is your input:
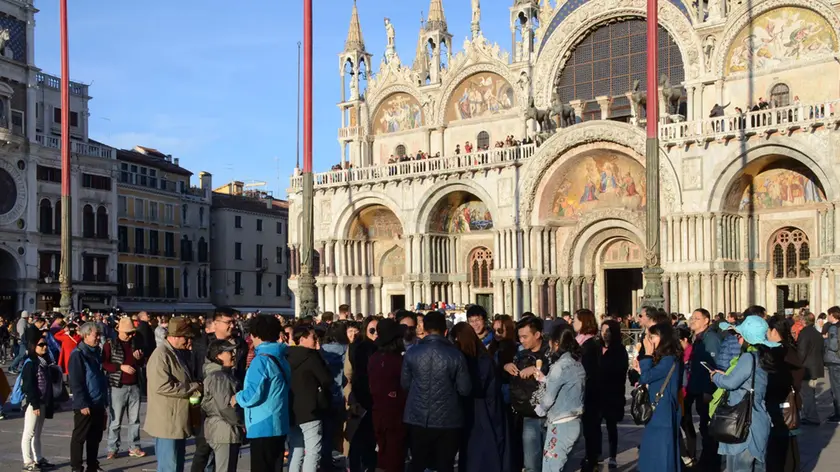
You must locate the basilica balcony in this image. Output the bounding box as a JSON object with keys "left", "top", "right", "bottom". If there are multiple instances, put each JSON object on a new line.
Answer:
{"left": 338, "top": 126, "right": 362, "bottom": 139}
{"left": 659, "top": 99, "right": 840, "bottom": 146}
{"left": 290, "top": 143, "right": 537, "bottom": 190}
{"left": 36, "top": 133, "right": 115, "bottom": 159}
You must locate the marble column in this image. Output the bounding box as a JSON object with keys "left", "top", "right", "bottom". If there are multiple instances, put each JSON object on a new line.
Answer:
{"left": 361, "top": 284, "right": 370, "bottom": 316}
{"left": 494, "top": 231, "right": 502, "bottom": 269}
{"left": 373, "top": 284, "right": 384, "bottom": 314}
{"left": 512, "top": 279, "right": 521, "bottom": 319}
{"left": 548, "top": 279, "right": 558, "bottom": 316}
{"left": 814, "top": 268, "right": 824, "bottom": 314}
{"left": 663, "top": 275, "right": 671, "bottom": 313}
{"left": 349, "top": 285, "right": 357, "bottom": 313}
{"left": 425, "top": 282, "right": 433, "bottom": 305}
{"left": 524, "top": 228, "right": 532, "bottom": 271}
{"left": 715, "top": 271, "right": 725, "bottom": 315}
{"left": 829, "top": 269, "right": 836, "bottom": 307}
{"left": 561, "top": 277, "right": 571, "bottom": 313}
{"left": 702, "top": 272, "right": 713, "bottom": 311}
{"left": 691, "top": 273, "right": 701, "bottom": 309}
{"left": 531, "top": 278, "right": 541, "bottom": 314}
{"left": 586, "top": 276, "right": 596, "bottom": 311}
{"left": 686, "top": 85, "right": 695, "bottom": 120}
{"left": 523, "top": 278, "right": 532, "bottom": 314}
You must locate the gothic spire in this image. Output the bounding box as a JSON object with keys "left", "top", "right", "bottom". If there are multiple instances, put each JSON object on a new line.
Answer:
{"left": 413, "top": 13, "right": 429, "bottom": 73}
{"left": 425, "top": 0, "right": 447, "bottom": 31}
{"left": 344, "top": 0, "right": 365, "bottom": 53}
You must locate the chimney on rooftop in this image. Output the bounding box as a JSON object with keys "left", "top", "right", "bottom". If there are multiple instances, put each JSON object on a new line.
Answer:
{"left": 174, "top": 157, "right": 179, "bottom": 166}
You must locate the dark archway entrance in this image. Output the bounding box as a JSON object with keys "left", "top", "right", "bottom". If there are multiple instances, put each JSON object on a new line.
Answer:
{"left": 0, "top": 248, "right": 19, "bottom": 318}
{"left": 605, "top": 268, "right": 643, "bottom": 318}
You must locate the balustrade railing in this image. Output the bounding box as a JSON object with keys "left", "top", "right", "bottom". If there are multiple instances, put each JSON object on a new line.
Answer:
{"left": 659, "top": 99, "right": 840, "bottom": 143}
{"left": 36, "top": 133, "right": 115, "bottom": 159}
{"left": 338, "top": 126, "right": 361, "bottom": 139}
{"left": 291, "top": 143, "right": 536, "bottom": 189}
{"left": 293, "top": 99, "right": 840, "bottom": 190}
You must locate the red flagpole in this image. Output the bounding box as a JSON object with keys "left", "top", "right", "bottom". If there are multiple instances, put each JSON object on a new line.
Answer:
{"left": 59, "top": 0, "right": 73, "bottom": 314}
{"left": 645, "top": 0, "right": 658, "bottom": 137}
{"left": 303, "top": 0, "right": 312, "bottom": 173}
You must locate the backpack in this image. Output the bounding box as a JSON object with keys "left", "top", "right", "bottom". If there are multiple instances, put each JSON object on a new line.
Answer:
{"left": 8, "top": 358, "right": 31, "bottom": 408}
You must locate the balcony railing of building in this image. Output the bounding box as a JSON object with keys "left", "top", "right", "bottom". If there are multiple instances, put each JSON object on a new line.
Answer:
{"left": 292, "top": 99, "right": 840, "bottom": 190}
{"left": 338, "top": 126, "right": 362, "bottom": 139}
{"left": 659, "top": 99, "right": 840, "bottom": 144}
{"left": 35, "top": 72, "right": 88, "bottom": 97}
{"left": 291, "top": 144, "right": 537, "bottom": 189}
{"left": 36, "top": 133, "right": 115, "bottom": 159}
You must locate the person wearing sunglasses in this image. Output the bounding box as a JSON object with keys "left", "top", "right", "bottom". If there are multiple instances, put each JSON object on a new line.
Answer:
{"left": 20, "top": 333, "right": 58, "bottom": 471}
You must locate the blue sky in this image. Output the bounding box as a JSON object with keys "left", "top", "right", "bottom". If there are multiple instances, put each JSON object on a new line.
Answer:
{"left": 33, "top": 0, "right": 514, "bottom": 196}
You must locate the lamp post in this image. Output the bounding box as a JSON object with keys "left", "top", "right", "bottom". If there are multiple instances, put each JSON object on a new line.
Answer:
{"left": 296, "top": 0, "right": 318, "bottom": 317}
{"left": 58, "top": 0, "right": 73, "bottom": 315}
{"left": 641, "top": 0, "right": 664, "bottom": 308}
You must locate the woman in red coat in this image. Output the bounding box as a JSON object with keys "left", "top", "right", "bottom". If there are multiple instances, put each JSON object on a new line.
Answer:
{"left": 52, "top": 322, "right": 81, "bottom": 374}
{"left": 367, "top": 319, "right": 406, "bottom": 472}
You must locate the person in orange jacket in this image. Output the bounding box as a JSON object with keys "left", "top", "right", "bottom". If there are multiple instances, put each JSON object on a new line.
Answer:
{"left": 53, "top": 322, "right": 82, "bottom": 375}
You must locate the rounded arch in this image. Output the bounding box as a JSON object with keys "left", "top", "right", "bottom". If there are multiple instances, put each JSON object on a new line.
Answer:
{"left": 436, "top": 63, "right": 523, "bottom": 126}
{"left": 519, "top": 120, "right": 682, "bottom": 224}
{"left": 378, "top": 243, "right": 406, "bottom": 278}
{"left": 0, "top": 246, "right": 24, "bottom": 283}
{"left": 366, "top": 85, "right": 426, "bottom": 134}
{"left": 370, "top": 92, "right": 424, "bottom": 135}
{"left": 330, "top": 192, "right": 404, "bottom": 238}
{"left": 565, "top": 218, "right": 645, "bottom": 276}
{"left": 413, "top": 180, "right": 501, "bottom": 234}
{"left": 715, "top": 2, "right": 840, "bottom": 78}
{"left": 706, "top": 140, "right": 838, "bottom": 212}
{"left": 532, "top": 0, "right": 702, "bottom": 107}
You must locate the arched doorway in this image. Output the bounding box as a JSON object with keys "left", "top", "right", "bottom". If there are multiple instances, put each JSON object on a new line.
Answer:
{"left": 0, "top": 248, "right": 19, "bottom": 317}
{"left": 600, "top": 239, "right": 644, "bottom": 317}
{"left": 425, "top": 191, "right": 495, "bottom": 308}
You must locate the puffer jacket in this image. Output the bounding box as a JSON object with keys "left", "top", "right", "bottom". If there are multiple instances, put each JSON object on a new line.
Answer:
{"left": 400, "top": 334, "right": 471, "bottom": 428}
{"left": 688, "top": 329, "right": 721, "bottom": 395}
{"left": 824, "top": 322, "right": 840, "bottom": 366}
{"left": 202, "top": 362, "right": 243, "bottom": 445}
{"left": 717, "top": 332, "right": 741, "bottom": 370}
{"left": 235, "top": 342, "right": 291, "bottom": 438}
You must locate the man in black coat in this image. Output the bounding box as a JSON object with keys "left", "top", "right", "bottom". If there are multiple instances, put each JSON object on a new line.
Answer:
{"left": 401, "top": 311, "right": 470, "bottom": 472}
{"left": 134, "top": 311, "right": 156, "bottom": 358}
{"left": 286, "top": 325, "right": 333, "bottom": 470}
{"left": 798, "top": 312, "right": 825, "bottom": 425}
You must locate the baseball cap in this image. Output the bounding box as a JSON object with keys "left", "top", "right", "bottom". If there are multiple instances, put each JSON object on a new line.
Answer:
{"left": 207, "top": 339, "right": 237, "bottom": 362}
{"left": 721, "top": 316, "right": 780, "bottom": 348}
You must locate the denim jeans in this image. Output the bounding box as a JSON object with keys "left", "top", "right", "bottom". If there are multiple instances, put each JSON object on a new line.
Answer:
{"left": 107, "top": 384, "right": 141, "bottom": 452}
{"left": 155, "top": 438, "right": 186, "bottom": 472}
{"left": 828, "top": 365, "right": 840, "bottom": 417}
{"left": 289, "top": 420, "right": 323, "bottom": 472}
{"left": 542, "top": 419, "right": 581, "bottom": 472}
{"left": 522, "top": 417, "right": 547, "bottom": 472}
{"left": 9, "top": 342, "right": 27, "bottom": 371}
{"left": 725, "top": 449, "right": 766, "bottom": 472}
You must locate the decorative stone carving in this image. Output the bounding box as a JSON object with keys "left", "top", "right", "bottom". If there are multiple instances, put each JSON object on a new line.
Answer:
{"left": 714, "top": 0, "right": 840, "bottom": 78}
{"left": 581, "top": 229, "right": 642, "bottom": 275}
{"left": 0, "top": 29, "right": 10, "bottom": 58}
{"left": 0, "top": 157, "right": 27, "bottom": 227}
{"left": 533, "top": 0, "right": 702, "bottom": 107}
{"left": 703, "top": 35, "right": 716, "bottom": 73}
{"left": 681, "top": 157, "right": 703, "bottom": 191}
{"left": 518, "top": 121, "right": 682, "bottom": 223}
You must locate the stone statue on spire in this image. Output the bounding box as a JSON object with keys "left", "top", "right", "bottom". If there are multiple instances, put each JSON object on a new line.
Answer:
{"left": 471, "top": 0, "right": 481, "bottom": 39}
{"left": 384, "top": 17, "right": 397, "bottom": 63}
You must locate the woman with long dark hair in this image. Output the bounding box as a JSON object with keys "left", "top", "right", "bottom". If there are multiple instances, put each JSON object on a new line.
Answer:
{"left": 367, "top": 319, "right": 406, "bottom": 472}
{"left": 20, "top": 332, "right": 57, "bottom": 471}
{"left": 765, "top": 314, "right": 804, "bottom": 472}
{"left": 347, "top": 316, "right": 379, "bottom": 472}
{"left": 572, "top": 309, "right": 602, "bottom": 472}
{"left": 451, "top": 322, "right": 509, "bottom": 472}
{"left": 534, "top": 324, "right": 585, "bottom": 471}
{"left": 711, "top": 316, "right": 775, "bottom": 472}
{"left": 634, "top": 322, "right": 681, "bottom": 472}
{"left": 599, "top": 319, "right": 628, "bottom": 469}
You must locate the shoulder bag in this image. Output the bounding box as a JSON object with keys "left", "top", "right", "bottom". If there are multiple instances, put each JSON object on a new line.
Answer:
{"left": 710, "top": 352, "right": 755, "bottom": 444}
{"left": 782, "top": 385, "right": 802, "bottom": 430}
{"left": 630, "top": 360, "right": 676, "bottom": 425}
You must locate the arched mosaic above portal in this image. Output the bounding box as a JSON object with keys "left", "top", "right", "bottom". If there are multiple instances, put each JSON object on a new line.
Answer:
{"left": 444, "top": 72, "right": 515, "bottom": 122}
{"left": 348, "top": 206, "right": 403, "bottom": 240}
{"left": 724, "top": 7, "right": 838, "bottom": 75}
{"left": 725, "top": 164, "right": 826, "bottom": 212}
{"left": 380, "top": 246, "right": 406, "bottom": 278}
{"left": 372, "top": 93, "right": 423, "bottom": 135}
{"left": 428, "top": 192, "right": 494, "bottom": 233}
{"left": 541, "top": 153, "right": 646, "bottom": 221}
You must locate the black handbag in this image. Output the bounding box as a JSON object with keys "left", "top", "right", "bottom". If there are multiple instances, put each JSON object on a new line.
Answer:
{"left": 630, "top": 361, "right": 676, "bottom": 425}
{"left": 710, "top": 353, "right": 756, "bottom": 444}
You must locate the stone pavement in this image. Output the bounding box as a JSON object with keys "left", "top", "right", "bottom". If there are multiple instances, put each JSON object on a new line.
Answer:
{"left": 1, "top": 371, "right": 839, "bottom": 471}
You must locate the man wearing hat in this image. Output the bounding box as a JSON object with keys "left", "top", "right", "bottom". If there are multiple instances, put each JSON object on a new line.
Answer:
{"left": 102, "top": 317, "right": 146, "bottom": 459}
{"left": 145, "top": 317, "right": 202, "bottom": 472}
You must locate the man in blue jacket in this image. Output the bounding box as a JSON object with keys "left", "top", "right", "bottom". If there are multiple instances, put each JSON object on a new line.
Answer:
{"left": 68, "top": 322, "right": 109, "bottom": 472}
{"left": 233, "top": 315, "right": 291, "bottom": 472}
{"left": 686, "top": 308, "right": 722, "bottom": 470}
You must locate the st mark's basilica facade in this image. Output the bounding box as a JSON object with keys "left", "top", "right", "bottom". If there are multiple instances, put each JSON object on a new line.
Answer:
{"left": 288, "top": 0, "right": 840, "bottom": 319}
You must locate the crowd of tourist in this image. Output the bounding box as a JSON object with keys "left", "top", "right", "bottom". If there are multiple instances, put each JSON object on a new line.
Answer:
{"left": 0, "top": 302, "right": 838, "bottom": 472}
